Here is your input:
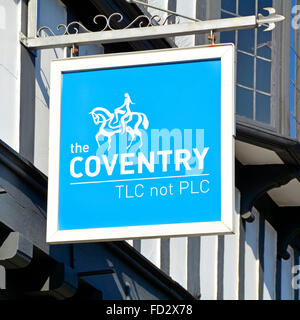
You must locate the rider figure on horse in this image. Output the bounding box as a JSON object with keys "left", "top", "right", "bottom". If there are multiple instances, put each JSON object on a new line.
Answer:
{"left": 90, "top": 93, "right": 148, "bottom": 151}
{"left": 113, "top": 93, "right": 134, "bottom": 133}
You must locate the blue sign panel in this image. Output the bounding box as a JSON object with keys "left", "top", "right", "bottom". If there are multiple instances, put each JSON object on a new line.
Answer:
{"left": 47, "top": 46, "right": 235, "bottom": 243}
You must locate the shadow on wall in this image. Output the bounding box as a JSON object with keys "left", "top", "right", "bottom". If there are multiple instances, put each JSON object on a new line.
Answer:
{"left": 35, "top": 48, "right": 60, "bottom": 109}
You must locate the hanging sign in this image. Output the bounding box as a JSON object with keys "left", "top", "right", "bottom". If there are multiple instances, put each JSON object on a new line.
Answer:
{"left": 47, "top": 45, "right": 235, "bottom": 243}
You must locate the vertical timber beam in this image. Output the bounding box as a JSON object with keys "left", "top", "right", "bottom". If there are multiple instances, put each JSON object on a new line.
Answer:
{"left": 20, "top": 0, "right": 36, "bottom": 162}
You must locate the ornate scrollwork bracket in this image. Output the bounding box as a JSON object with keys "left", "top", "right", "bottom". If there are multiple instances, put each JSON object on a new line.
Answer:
{"left": 36, "top": 12, "right": 181, "bottom": 38}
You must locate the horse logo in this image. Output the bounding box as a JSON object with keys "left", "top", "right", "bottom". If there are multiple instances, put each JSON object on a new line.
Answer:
{"left": 90, "top": 93, "right": 149, "bottom": 151}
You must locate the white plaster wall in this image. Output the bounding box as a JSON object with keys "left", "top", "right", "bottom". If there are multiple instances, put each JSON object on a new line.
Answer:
{"left": 199, "top": 235, "right": 218, "bottom": 299}
{"left": 175, "top": 0, "right": 196, "bottom": 47}
{"left": 147, "top": 0, "right": 168, "bottom": 20}
{"left": 140, "top": 238, "right": 161, "bottom": 268}
{"left": 281, "top": 247, "right": 294, "bottom": 300}
{"left": 244, "top": 209, "right": 260, "bottom": 300}
{"left": 170, "top": 237, "right": 187, "bottom": 288}
{"left": 0, "top": 0, "right": 21, "bottom": 151}
{"left": 263, "top": 220, "right": 277, "bottom": 300}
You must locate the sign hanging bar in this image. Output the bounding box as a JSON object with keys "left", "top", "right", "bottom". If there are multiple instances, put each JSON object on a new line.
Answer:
{"left": 20, "top": 7, "right": 285, "bottom": 51}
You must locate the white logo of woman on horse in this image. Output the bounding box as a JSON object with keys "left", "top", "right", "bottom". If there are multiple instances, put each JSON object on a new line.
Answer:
{"left": 90, "top": 93, "right": 149, "bottom": 151}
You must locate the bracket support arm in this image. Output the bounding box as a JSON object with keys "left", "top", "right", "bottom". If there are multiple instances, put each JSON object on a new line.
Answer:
{"left": 20, "top": 8, "right": 285, "bottom": 51}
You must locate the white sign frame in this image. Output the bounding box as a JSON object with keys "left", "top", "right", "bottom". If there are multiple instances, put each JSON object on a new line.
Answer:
{"left": 47, "top": 44, "right": 235, "bottom": 244}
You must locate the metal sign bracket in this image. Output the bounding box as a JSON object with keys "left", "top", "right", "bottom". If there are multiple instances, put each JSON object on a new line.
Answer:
{"left": 21, "top": 0, "right": 285, "bottom": 52}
